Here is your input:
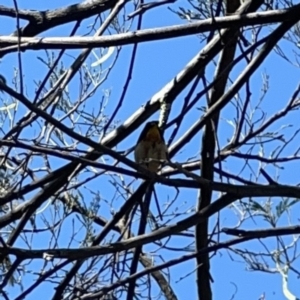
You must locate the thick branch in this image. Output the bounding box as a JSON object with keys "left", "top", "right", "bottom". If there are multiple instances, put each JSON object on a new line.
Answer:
{"left": 0, "top": 0, "right": 117, "bottom": 37}
{"left": 0, "top": 6, "right": 300, "bottom": 55}
{"left": 3, "top": 219, "right": 300, "bottom": 260}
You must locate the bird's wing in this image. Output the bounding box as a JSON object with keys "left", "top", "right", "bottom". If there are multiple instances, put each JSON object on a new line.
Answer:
{"left": 134, "top": 141, "right": 146, "bottom": 164}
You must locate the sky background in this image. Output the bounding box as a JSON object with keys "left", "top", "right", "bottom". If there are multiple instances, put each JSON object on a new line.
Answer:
{"left": 1, "top": 0, "right": 300, "bottom": 299}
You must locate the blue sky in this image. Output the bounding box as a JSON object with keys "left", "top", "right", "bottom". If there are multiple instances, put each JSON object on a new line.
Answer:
{"left": 1, "top": 1, "right": 300, "bottom": 299}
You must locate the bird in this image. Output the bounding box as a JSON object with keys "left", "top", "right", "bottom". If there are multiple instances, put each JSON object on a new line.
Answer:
{"left": 134, "top": 121, "right": 168, "bottom": 221}
{"left": 134, "top": 121, "right": 168, "bottom": 173}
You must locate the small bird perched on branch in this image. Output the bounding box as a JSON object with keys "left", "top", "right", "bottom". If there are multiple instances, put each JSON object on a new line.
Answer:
{"left": 134, "top": 121, "right": 168, "bottom": 173}
{"left": 134, "top": 121, "right": 168, "bottom": 221}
